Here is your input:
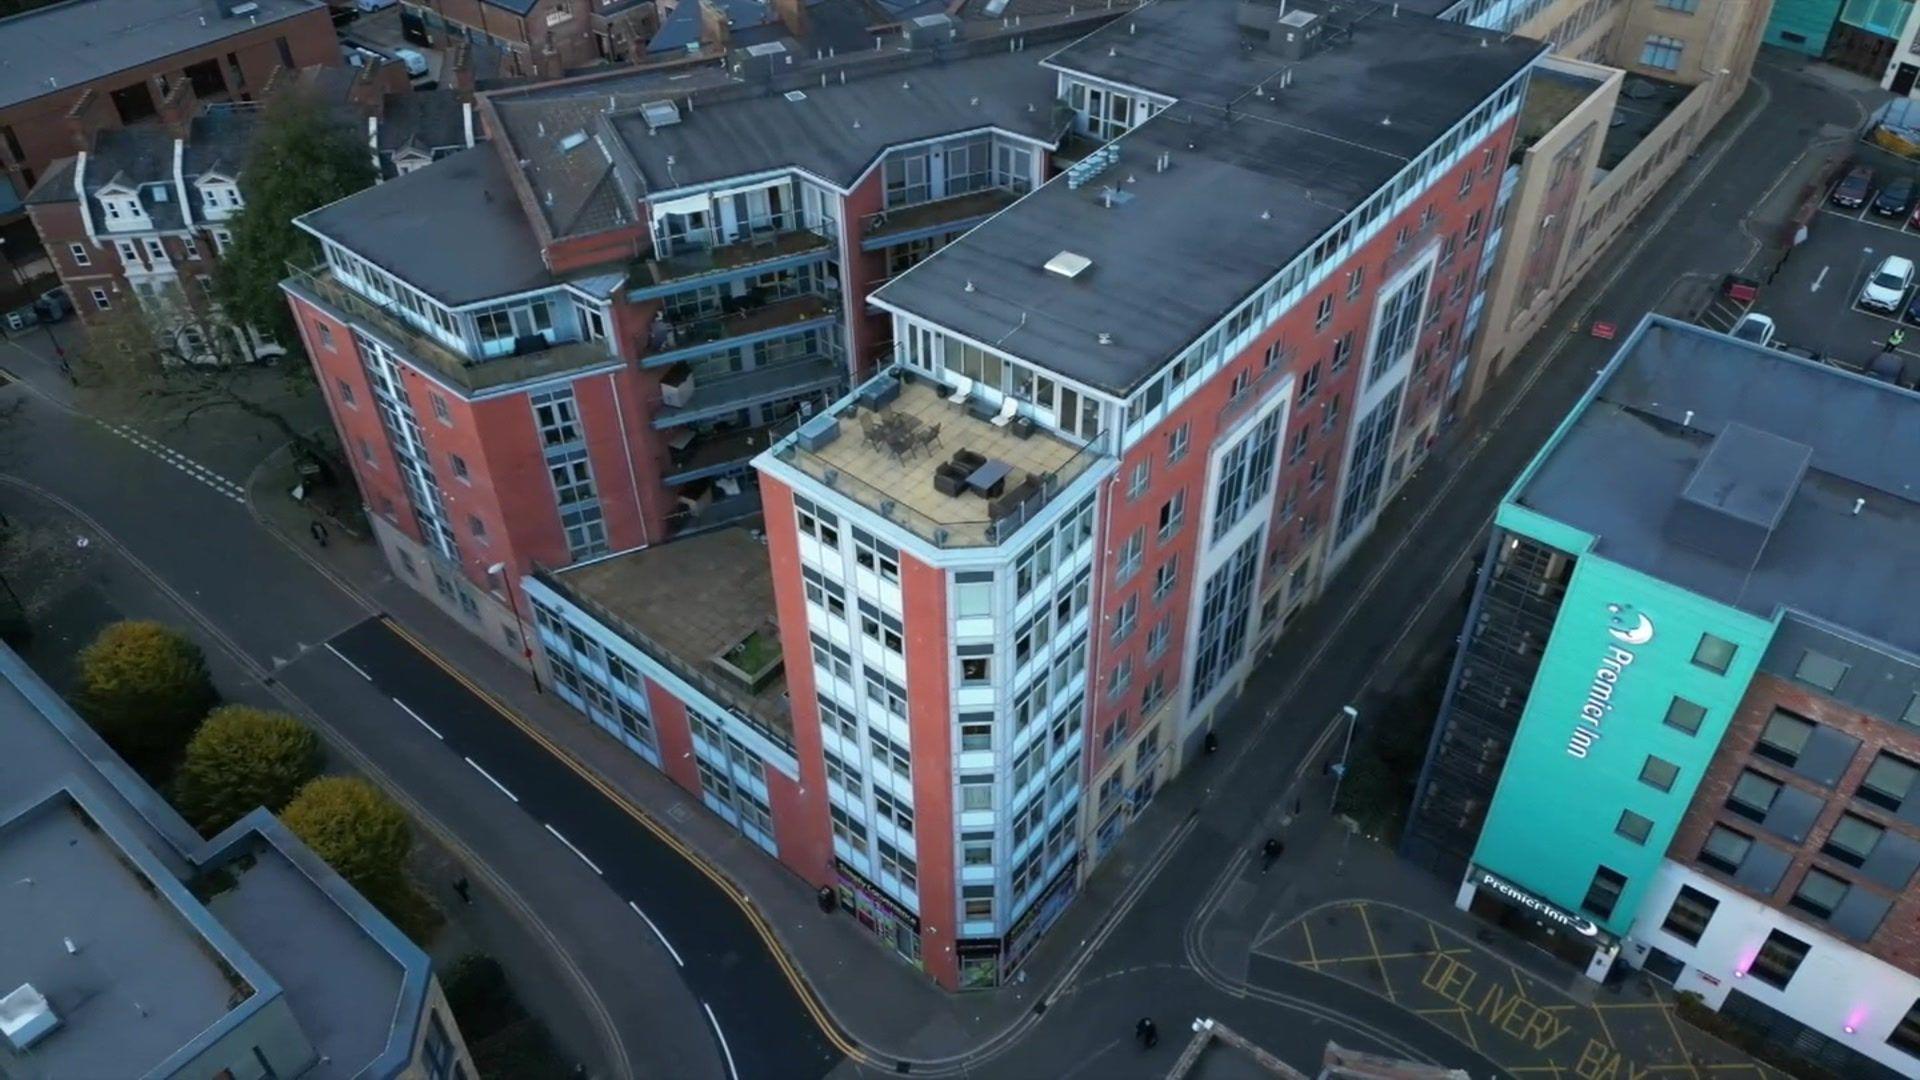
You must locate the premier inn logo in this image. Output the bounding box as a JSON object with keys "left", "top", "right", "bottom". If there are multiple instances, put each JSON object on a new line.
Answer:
{"left": 1477, "top": 869, "right": 1601, "bottom": 938}
{"left": 1566, "top": 604, "right": 1654, "bottom": 759}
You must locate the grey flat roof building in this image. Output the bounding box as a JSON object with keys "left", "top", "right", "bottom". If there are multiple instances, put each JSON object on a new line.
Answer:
{"left": 874, "top": 0, "right": 1541, "bottom": 396}
{"left": 0, "top": 646, "right": 444, "bottom": 1079}
{"left": 1515, "top": 315, "right": 1920, "bottom": 658}
{"left": 0, "top": 0, "right": 325, "bottom": 111}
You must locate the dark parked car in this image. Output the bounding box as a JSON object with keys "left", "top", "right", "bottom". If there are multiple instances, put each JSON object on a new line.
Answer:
{"left": 1905, "top": 288, "right": 1920, "bottom": 325}
{"left": 32, "top": 287, "right": 69, "bottom": 323}
{"left": 1875, "top": 175, "right": 1918, "bottom": 218}
{"left": 1832, "top": 165, "right": 1874, "bottom": 209}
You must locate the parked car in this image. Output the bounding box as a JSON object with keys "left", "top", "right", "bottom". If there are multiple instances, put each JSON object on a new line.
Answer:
{"left": 329, "top": 5, "right": 359, "bottom": 26}
{"left": 32, "top": 287, "right": 70, "bottom": 323}
{"left": 1864, "top": 349, "right": 1906, "bottom": 386}
{"left": 1874, "top": 176, "right": 1917, "bottom": 218}
{"left": 1832, "top": 164, "right": 1874, "bottom": 209}
{"left": 392, "top": 47, "right": 429, "bottom": 78}
{"left": 1860, "top": 254, "right": 1915, "bottom": 312}
{"left": 1730, "top": 312, "right": 1776, "bottom": 346}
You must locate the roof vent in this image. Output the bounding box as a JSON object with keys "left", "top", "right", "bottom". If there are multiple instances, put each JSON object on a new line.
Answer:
{"left": 744, "top": 42, "right": 787, "bottom": 56}
{"left": 784, "top": 90, "right": 808, "bottom": 102}
{"left": 230, "top": 0, "right": 258, "bottom": 14}
{"left": 557, "top": 131, "right": 588, "bottom": 153}
{"left": 640, "top": 100, "right": 682, "bottom": 131}
{"left": 1044, "top": 251, "right": 1093, "bottom": 279}
{"left": 0, "top": 985, "right": 58, "bottom": 1051}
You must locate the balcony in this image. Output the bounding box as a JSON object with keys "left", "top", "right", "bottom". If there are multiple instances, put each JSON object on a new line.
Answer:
{"left": 663, "top": 423, "right": 786, "bottom": 485}
{"left": 285, "top": 265, "right": 614, "bottom": 395}
{"left": 627, "top": 225, "right": 835, "bottom": 302}
{"left": 859, "top": 188, "right": 1021, "bottom": 251}
{"left": 653, "top": 354, "right": 846, "bottom": 429}
{"left": 643, "top": 291, "right": 839, "bottom": 368}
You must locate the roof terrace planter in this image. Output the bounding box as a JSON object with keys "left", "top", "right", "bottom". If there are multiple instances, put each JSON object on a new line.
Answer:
{"left": 712, "top": 624, "right": 784, "bottom": 694}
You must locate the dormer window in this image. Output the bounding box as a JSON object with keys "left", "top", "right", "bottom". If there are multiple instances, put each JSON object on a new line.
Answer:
{"left": 197, "top": 177, "right": 243, "bottom": 218}
{"left": 97, "top": 183, "right": 149, "bottom": 231}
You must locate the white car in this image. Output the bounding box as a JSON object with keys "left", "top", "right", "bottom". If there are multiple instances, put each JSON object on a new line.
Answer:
{"left": 1860, "top": 255, "right": 1915, "bottom": 313}
{"left": 1730, "top": 312, "right": 1776, "bottom": 347}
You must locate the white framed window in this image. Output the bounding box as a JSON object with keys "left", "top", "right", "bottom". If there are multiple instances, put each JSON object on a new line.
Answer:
{"left": 68, "top": 242, "right": 90, "bottom": 267}
{"left": 89, "top": 287, "right": 110, "bottom": 310}
{"left": 182, "top": 234, "right": 200, "bottom": 260}
{"left": 1640, "top": 35, "right": 1684, "bottom": 70}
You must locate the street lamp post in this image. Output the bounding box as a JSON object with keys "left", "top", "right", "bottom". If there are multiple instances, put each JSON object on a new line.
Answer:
{"left": 1328, "top": 704, "right": 1358, "bottom": 812}
{"left": 487, "top": 561, "right": 542, "bottom": 693}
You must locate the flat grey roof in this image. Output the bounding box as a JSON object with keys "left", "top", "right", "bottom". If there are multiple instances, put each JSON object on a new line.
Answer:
{"left": 875, "top": 0, "right": 1540, "bottom": 396}
{"left": 207, "top": 833, "right": 407, "bottom": 1079}
{"left": 1516, "top": 316, "right": 1920, "bottom": 656}
{"left": 0, "top": 0, "right": 324, "bottom": 111}
{"left": 0, "top": 794, "right": 245, "bottom": 1080}
{"left": 301, "top": 146, "right": 557, "bottom": 306}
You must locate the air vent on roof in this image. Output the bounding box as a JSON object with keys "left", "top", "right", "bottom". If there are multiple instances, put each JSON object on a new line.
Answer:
{"left": 1044, "top": 251, "right": 1093, "bottom": 280}
{"left": 557, "top": 131, "right": 588, "bottom": 152}
{"left": 229, "top": 0, "right": 258, "bottom": 14}
{"left": 745, "top": 42, "right": 788, "bottom": 56}
{"left": 640, "top": 100, "right": 682, "bottom": 131}
{"left": 0, "top": 985, "right": 57, "bottom": 1051}
{"left": 784, "top": 90, "right": 808, "bottom": 102}
{"left": 903, "top": 12, "right": 955, "bottom": 49}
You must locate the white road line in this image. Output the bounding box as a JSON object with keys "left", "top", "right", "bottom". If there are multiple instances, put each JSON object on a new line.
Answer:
{"left": 392, "top": 697, "right": 443, "bottom": 739}
{"left": 324, "top": 643, "right": 373, "bottom": 681}
{"left": 702, "top": 1003, "right": 739, "bottom": 1080}
{"left": 627, "top": 901, "right": 685, "bottom": 966}
{"left": 545, "top": 823, "right": 602, "bottom": 875}
{"left": 465, "top": 757, "right": 519, "bottom": 803}
{"left": 1812, "top": 266, "right": 1829, "bottom": 292}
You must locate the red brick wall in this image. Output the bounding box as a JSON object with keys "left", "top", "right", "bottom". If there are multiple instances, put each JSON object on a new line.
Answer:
{"left": 646, "top": 682, "right": 703, "bottom": 793}
{"left": 545, "top": 222, "right": 647, "bottom": 275}
{"left": 840, "top": 171, "right": 889, "bottom": 375}
{"left": 1668, "top": 673, "right": 1920, "bottom": 976}
{"left": 0, "top": 9, "right": 338, "bottom": 200}
{"left": 412, "top": 0, "right": 595, "bottom": 73}
{"left": 899, "top": 548, "right": 958, "bottom": 988}
{"left": 759, "top": 477, "right": 835, "bottom": 888}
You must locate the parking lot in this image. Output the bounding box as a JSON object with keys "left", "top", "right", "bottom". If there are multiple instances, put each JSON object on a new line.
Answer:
{"left": 1748, "top": 165, "right": 1920, "bottom": 379}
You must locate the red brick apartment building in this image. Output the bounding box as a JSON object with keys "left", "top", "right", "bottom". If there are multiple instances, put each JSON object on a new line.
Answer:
{"left": 281, "top": 0, "right": 1541, "bottom": 989}
{"left": 0, "top": 0, "right": 339, "bottom": 218}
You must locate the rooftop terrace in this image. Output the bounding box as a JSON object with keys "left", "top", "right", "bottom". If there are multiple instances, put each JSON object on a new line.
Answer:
{"left": 1600, "top": 74, "right": 1691, "bottom": 173}
{"left": 547, "top": 527, "right": 792, "bottom": 746}
{"left": 767, "top": 371, "right": 1103, "bottom": 548}
{"left": 1515, "top": 316, "right": 1920, "bottom": 657}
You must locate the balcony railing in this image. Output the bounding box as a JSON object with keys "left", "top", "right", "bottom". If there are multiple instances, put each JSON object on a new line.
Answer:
{"left": 655, "top": 352, "right": 846, "bottom": 429}
{"left": 644, "top": 290, "right": 839, "bottom": 367}
{"left": 859, "top": 187, "right": 1021, "bottom": 249}
{"left": 285, "top": 264, "right": 615, "bottom": 394}
{"left": 630, "top": 223, "right": 834, "bottom": 296}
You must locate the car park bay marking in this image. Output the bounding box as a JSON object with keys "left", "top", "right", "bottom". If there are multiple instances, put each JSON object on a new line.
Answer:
{"left": 1812, "top": 266, "right": 1829, "bottom": 292}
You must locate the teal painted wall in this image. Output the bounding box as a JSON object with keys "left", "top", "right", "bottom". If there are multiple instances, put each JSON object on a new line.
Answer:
{"left": 1764, "top": 0, "right": 1843, "bottom": 54}
{"left": 1468, "top": 552, "right": 1774, "bottom": 939}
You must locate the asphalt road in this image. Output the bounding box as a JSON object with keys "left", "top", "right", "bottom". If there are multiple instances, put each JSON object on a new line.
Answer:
{"left": 326, "top": 617, "right": 841, "bottom": 1080}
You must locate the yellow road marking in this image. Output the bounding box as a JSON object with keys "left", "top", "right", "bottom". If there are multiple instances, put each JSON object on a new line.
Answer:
{"left": 1312, "top": 947, "right": 1471, "bottom": 966}
{"left": 1354, "top": 903, "right": 1396, "bottom": 1003}
{"left": 1654, "top": 991, "right": 1704, "bottom": 1080}
{"left": 1456, "top": 1004, "right": 1481, "bottom": 1054}
{"left": 1301, "top": 916, "right": 1321, "bottom": 969}
{"left": 1590, "top": 994, "right": 1619, "bottom": 1052}
{"left": 375, "top": 617, "right": 870, "bottom": 1064}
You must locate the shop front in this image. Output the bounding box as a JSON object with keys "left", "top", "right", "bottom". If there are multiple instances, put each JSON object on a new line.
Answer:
{"left": 835, "top": 859, "right": 921, "bottom": 968}
{"left": 1003, "top": 855, "right": 1079, "bottom": 976}
{"left": 1462, "top": 865, "right": 1621, "bottom": 981}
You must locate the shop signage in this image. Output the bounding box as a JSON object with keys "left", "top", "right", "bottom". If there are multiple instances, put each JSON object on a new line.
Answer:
{"left": 1567, "top": 603, "right": 1655, "bottom": 759}
{"left": 1473, "top": 865, "right": 1615, "bottom": 945}
{"left": 834, "top": 858, "right": 920, "bottom": 933}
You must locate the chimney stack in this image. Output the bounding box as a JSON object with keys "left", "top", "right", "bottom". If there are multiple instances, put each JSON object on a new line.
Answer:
{"left": 447, "top": 41, "right": 476, "bottom": 102}
{"left": 772, "top": 0, "right": 809, "bottom": 38}
{"left": 154, "top": 76, "right": 200, "bottom": 139}
{"left": 697, "top": 0, "right": 732, "bottom": 53}
{"left": 63, "top": 89, "right": 118, "bottom": 153}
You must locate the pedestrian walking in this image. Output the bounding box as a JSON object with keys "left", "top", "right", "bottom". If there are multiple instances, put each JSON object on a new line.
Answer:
{"left": 1135, "top": 1017, "right": 1158, "bottom": 1049}
{"left": 452, "top": 876, "right": 471, "bottom": 904}
{"left": 1261, "top": 836, "right": 1284, "bottom": 873}
{"left": 309, "top": 520, "right": 329, "bottom": 547}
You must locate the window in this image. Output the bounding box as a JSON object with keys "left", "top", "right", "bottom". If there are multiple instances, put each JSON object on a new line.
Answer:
{"left": 1346, "top": 265, "right": 1365, "bottom": 300}
{"left": 1699, "top": 825, "right": 1752, "bottom": 874}
{"left": 1330, "top": 330, "right": 1354, "bottom": 373}
{"left": 90, "top": 287, "right": 111, "bottom": 310}
{"left": 830, "top": 804, "right": 867, "bottom": 846}
{"left": 1794, "top": 650, "right": 1847, "bottom": 692}
{"left": 1315, "top": 292, "right": 1333, "bottom": 329}
{"left": 181, "top": 234, "right": 199, "bottom": 260}
{"left": 877, "top": 838, "right": 916, "bottom": 890}
{"left": 796, "top": 496, "right": 840, "bottom": 546}
{"left": 1464, "top": 209, "right": 1483, "bottom": 243}
{"left": 1289, "top": 425, "right": 1310, "bottom": 464}
{"left": 68, "top": 242, "right": 90, "bottom": 267}
{"left": 1616, "top": 810, "right": 1653, "bottom": 845}
{"left": 1859, "top": 752, "right": 1918, "bottom": 812}
{"left": 960, "top": 777, "right": 994, "bottom": 812}
{"left": 1111, "top": 594, "right": 1138, "bottom": 644}
{"left": 1727, "top": 770, "right": 1780, "bottom": 822}
{"left": 1823, "top": 813, "right": 1883, "bottom": 866}
{"left": 423, "top": 1013, "right": 457, "bottom": 1080}
{"left": 1756, "top": 709, "right": 1813, "bottom": 767}
{"left": 1321, "top": 393, "right": 1341, "bottom": 433}
{"left": 852, "top": 529, "right": 900, "bottom": 583}
{"left": 1746, "top": 929, "right": 1809, "bottom": 989}
{"left": 962, "top": 831, "right": 993, "bottom": 867}
{"left": 865, "top": 668, "right": 908, "bottom": 720}
{"left": 1167, "top": 422, "right": 1190, "bottom": 464}
{"left": 1656, "top": 0, "right": 1697, "bottom": 11}
{"left": 1157, "top": 491, "right": 1186, "bottom": 541}
{"left": 960, "top": 718, "right": 993, "bottom": 752}
{"left": 533, "top": 390, "right": 582, "bottom": 446}
{"left": 358, "top": 437, "right": 377, "bottom": 464}
{"left": 449, "top": 453, "right": 469, "bottom": 482}
{"left": 859, "top": 603, "right": 903, "bottom": 654}
{"left": 1116, "top": 528, "right": 1144, "bottom": 581}
{"left": 960, "top": 655, "right": 992, "bottom": 684}
{"left": 1692, "top": 633, "right": 1735, "bottom": 674}
{"left": 1789, "top": 868, "right": 1849, "bottom": 920}
{"left": 1890, "top": 999, "right": 1920, "bottom": 1058}
{"left": 1664, "top": 697, "right": 1706, "bottom": 735}
{"left": 334, "top": 377, "right": 355, "bottom": 406}
{"left": 1146, "top": 616, "right": 1170, "bottom": 660}
{"left": 1152, "top": 557, "right": 1178, "bottom": 603}
{"left": 1640, "top": 755, "right": 1679, "bottom": 792}
{"left": 467, "top": 514, "right": 487, "bottom": 541}
{"left": 1457, "top": 167, "right": 1474, "bottom": 197}
{"left": 963, "top": 885, "right": 994, "bottom": 922}
{"left": 1298, "top": 361, "right": 1322, "bottom": 403}
{"left": 1211, "top": 410, "right": 1283, "bottom": 541}
{"left": 956, "top": 579, "right": 993, "bottom": 618}
{"left": 874, "top": 788, "right": 914, "bottom": 833}
{"left": 1580, "top": 865, "right": 1626, "bottom": 919}
{"left": 431, "top": 392, "right": 452, "bottom": 425}
{"left": 1108, "top": 655, "right": 1133, "bottom": 700}
{"left": 1661, "top": 885, "right": 1718, "bottom": 945}
{"left": 1901, "top": 692, "right": 1920, "bottom": 730}
{"left": 868, "top": 729, "right": 911, "bottom": 778}
{"left": 1127, "top": 459, "right": 1151, "bottom": 500}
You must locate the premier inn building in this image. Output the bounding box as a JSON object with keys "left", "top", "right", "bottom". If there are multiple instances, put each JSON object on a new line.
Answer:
{"left": 1405, "top": 316, "right": 1920, "bottom": 1077}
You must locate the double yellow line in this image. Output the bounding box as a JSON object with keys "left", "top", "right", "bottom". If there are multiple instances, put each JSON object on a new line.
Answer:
{"left": 377, "top": 616, "right": 873, "bottom": 1066}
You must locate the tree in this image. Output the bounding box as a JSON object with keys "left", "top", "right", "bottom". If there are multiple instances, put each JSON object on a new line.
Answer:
{"left": 213, "top": 91, "right": 377, "bottom": 352}
{"left": 280, "top": 776, "right": 413, "bottom": 899}
{"left": 173, "top": 705, "right": 323, "bottom": 835}
{"left": 73, "top": 620, "right": 219, "bottom": 779}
